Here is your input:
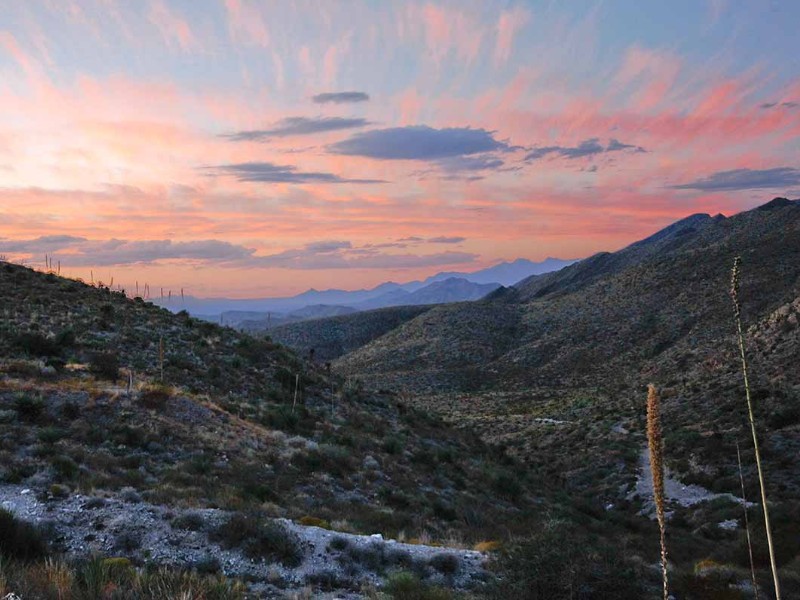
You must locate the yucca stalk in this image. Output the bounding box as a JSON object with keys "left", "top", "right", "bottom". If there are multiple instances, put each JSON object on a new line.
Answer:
{"left": 736, "top": 440, "right": 759, "bottom": 600}
{"left": 159, "top": 335, "right": 165, "bottom": 383}
{"left": 730, "top": 256, "right": 781, "bottom": 599}
{"left": 647, "top": 383, "right": 669, "bottom": 600}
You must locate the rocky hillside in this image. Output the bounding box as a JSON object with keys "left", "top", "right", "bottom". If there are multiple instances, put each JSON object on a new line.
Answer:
{"left": 0, "top": 261, "right": 554, "bottom": 597}
{"left": 333, "top": 198, "right": 800, "bottom": 596}
{"left": 337, "top": 199, "right": 800, "bottom": 395}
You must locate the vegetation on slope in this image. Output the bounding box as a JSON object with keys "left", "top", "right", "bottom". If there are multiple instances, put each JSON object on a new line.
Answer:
{"left": 333, "top": 198, "right": 800, "bottom": 598}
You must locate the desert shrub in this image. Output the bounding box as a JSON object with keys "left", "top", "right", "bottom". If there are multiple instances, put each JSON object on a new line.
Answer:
{"left": 489, "top": 521, "right": 645, "bottom": 599}
{"left": 673, "top": 565, "right": 746, "bottom": 600}
{"left": 383, "top": 571, "right": 453, "bottom": 600}
{"left": 489, "top": 468, "right": 522, "bottom": 500}
{"left": 0, "top": 508, "right": 49, "bottom": 561}
{"left": 768, "top": 405, "right": 800, "bottom": 429}
{"left": 328, "top": 536, "right": 350, "bottom": 551}
{"left": 114, "top": 529, "right": 143, "bottom": 553}
{"left": 62, "top": 401, "right": 81, "bottom": 420}
{"left": 51, "top": 455, "right": 79, "bottom": 480}
{"left": 173, "top": 511, "right": 206, "bottom": 531}
{"left": 14, "top": 332, "right": 60, "bottom": 356}
{"left": 299, "top": 515, "right": 330, "bottom": 529}
{"left": 383, "top": 435, "right": 405, "bottom": 455}
{"left": 119, "top": 487, "right": 142, "bottom": 503}
{"left": 211, "top": 513, "right": 302, "bottom": 567}
{"left": 431, "top": 500, "right": 457, "bottom": 522}
{"left": 305, "top": 569, "right": 355, "bottom": 591}
{"left": 50, "top": 483, "right": 70, "bottom": 498}
{"left": 14, "top": 393, "right": 45, "bottom": 422}
{"left": 262, "top": 405, "right": 301, "bottom": 432}
{"left": 193, "top": 554, "right": 221, "bottom": 575}
{"left": 337, "top": 541, "right": 416, "bottom": 575}
{"left": 138, "top": 383, "right": 172, "bottom": 410}
{"left": 89, "top": 351, "right": 120, "bottom": 380}
{"left": 429, "top": 553, "right": 460, "bottom": 575}
{"left": 54, "top": 328, "right": 76, "bottom": 348}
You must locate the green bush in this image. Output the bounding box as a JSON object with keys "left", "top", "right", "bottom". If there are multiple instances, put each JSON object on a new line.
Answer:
{"left": 14, "top": 332, "right": 60, "bottom": 356}
{"left": 383, "top": 572, "right": 453, "bottom": 600}
{"left": 489, "top": 521, "right": 645, "bottom": 599}
{"left": 429, "top": 553, "right": 460, "bottom": 575}
{"left": 0, "top": 508, "right": 49, "bottom": 561}
{"left": 211, "top": 513, "right": 302, "bottom": 567}
{"left": 172, "top": 511, "right": 206, "bottom": 531}
{"left": 13, "top": 393, "right": 45, "bottom": 422}
{"left": 89, "top": 351, "right": 120, "bottom": 380}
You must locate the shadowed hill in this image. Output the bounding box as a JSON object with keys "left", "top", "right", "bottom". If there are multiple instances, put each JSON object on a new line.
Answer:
{"left": 266, "top": 304, "right": 433, "bottom": 361}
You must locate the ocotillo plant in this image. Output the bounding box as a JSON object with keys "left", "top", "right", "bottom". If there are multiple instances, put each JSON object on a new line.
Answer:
{"left": 730, "top": 256, "right": 781, "bottom": 599}
{"left": 647, "top": 383, "right": 669, "bottom": 600}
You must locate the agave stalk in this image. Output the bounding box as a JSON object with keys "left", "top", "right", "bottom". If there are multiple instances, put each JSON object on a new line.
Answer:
{"left": 731, "top": 256, "right": 781, "bottom": 599}
{"left": 736, "top": 440, "right": 759, "bottom": 600}
{"left": 159, "top": 335, "right": 165, "bottom": 383}
{"left": 647, "top": 383, "right": 669, "bottom": 600}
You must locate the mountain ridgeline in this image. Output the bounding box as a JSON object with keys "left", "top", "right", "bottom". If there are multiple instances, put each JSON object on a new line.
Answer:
{"left": 336, "top": 199, "right": 800, "bottom": 393}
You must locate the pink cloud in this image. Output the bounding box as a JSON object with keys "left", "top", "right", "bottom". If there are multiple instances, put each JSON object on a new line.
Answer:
{"left": 224, "top": 0, "right": 269, "bottom": 47}
{"left": 147, "top": 0, "right": 201, "bottom": 53}
{"left": 494, "top": 6, "right": 530, "bottom": 65}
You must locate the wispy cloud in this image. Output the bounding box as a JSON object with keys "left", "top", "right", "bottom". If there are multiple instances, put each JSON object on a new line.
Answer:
{"left": 670, "top": 167, "right": 800, "bottom": 191}
{"left": 328, "top": 125, "right": 512, "bottom": 160}
{"left": 0, "top": 235, "right": 475, "bottom": 270}
{"left": 759, "top": 101, "right": 798, "bottom": 109}
{"left": 223, "top": 117, "right": 369, "bottom": 141}
{"left": 0, "top": 237, "right": 253, "bottom": 266}
{"left": 428, "top": 236, "right": 466, "bottom": 243}
{"left": 312, "top": 91, "right": 370, "bottom": 104}
{"left": 208, "top": 161, "right": 385, "bottom": 184}
{"left": 526, "top": 138, "right": 646, "bottom": 161}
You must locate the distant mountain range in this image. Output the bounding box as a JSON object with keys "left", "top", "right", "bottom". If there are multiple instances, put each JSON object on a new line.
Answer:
{"left": 155, "top": 257, "right": 577, "bottom": 327}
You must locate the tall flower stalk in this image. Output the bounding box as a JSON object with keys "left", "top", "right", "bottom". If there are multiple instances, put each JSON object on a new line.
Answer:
{"left": 736, "top": 440, "right": 759, "bottom": 600}
{"left": 730, "top": 256, "right": 781, "bottom": 599}
{"left": 647, "top": 383, "right": 668, "bottom": 600}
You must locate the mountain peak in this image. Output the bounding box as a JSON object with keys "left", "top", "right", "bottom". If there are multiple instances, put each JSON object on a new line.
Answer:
{"left": 757, "top": 197, "right": 798, "bottom": 211}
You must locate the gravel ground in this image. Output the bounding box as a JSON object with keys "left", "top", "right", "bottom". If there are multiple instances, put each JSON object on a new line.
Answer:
{"left": 630, "top": 448, "right": 750, "bottom": 516}
{"left": 0, "top": 484, "right": 488, "bottom": 598}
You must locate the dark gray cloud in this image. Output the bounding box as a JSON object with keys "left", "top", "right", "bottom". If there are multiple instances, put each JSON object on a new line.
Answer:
{"left": 328, "top": 126, "right": 512, "bottom": 160}
{"left": 0, "top": 236, "right": 476, "bottom": 270}
{"left": 0, "top": 235, "right": 87, "bottom": 254}
{"left": 428, "top": 236, "right": 466, "bottom": 244}
{"left": 210, "top": 161, "right": 385, "bottom": 184}
{"left": 760, "top": 101, "right": 798, "bottom": 109}
{"left": 526, "top": 138, "right": 645, "bottom": 161}
{"left": 671, "top": 167, "right": 800, "bottom": 191}
{"left": 312, "top": 91, "right": 370, "bottom": 104}
{"left": 224, "top": 117, "right": 369, "bottom": 141}
{"left": 0, "top": 237, "right": 254, "bottom": 267}
{"left": 254, "top": 240, "right": 476, "bottom": 269}
{"left": 436, "top": 154, "right": 505, "bottom": 172}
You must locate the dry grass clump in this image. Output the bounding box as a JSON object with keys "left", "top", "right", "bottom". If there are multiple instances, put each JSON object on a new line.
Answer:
{"left": 0, "top": 556, "right": 245, "bottom": 599}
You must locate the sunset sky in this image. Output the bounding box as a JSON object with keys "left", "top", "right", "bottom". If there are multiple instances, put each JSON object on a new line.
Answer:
{"left": 1, "top": 1, "right": 799, "bottom": 297}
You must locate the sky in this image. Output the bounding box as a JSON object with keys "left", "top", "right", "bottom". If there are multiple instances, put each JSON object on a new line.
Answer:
{"left": 1, "top": 0, "right": 799, "bottom": 297}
